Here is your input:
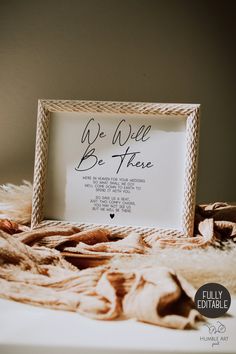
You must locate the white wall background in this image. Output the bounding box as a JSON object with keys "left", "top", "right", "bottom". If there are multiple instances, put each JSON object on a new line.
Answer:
{"left": 0, "top": 0, "right": 235, "bottom": 202}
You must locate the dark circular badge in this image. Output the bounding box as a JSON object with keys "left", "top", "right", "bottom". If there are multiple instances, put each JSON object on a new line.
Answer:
{"left": 194, "top": 283, "right": 231, "bottom": 318}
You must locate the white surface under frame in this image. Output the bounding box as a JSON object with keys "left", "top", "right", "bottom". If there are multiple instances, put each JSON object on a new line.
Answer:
{"left": 0, "top": 298, "right": 235, "bottom": 354}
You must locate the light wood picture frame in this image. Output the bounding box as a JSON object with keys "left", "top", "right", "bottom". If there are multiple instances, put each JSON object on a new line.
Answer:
{"left": 31, "top": 100, "right": 200, "bottom": 237}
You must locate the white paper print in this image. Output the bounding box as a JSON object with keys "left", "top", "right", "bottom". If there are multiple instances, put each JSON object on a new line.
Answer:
{"left": 45, "top": 111, "right": 186, "bottom": 229}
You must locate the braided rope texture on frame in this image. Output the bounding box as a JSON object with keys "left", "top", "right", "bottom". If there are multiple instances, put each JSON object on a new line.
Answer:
{"left": 31, "top": 100, "right": 200, "bottom": 237}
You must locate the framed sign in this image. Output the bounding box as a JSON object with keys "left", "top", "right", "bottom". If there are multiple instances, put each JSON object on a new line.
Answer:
{"left": 32, "top": 100, "right": 200, "bottom": 236}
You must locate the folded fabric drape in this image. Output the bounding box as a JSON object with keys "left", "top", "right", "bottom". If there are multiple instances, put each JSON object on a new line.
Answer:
{"left": 0, "top": 230, "right": 201, "bottom": 329}
{"left": 0, "top": 202, "right": 235, "bottom": 329}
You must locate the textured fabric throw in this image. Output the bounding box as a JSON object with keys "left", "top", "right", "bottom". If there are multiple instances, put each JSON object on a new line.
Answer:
{"left": 0, "top": 181, "right": 235, "bottom": 329}
{"left": 0, "top": 229, "right": 201, "bottom": 329}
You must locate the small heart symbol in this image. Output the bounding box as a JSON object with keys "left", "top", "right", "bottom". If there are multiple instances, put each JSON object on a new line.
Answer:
{"left": 110, "top": 213, "right": 115, "bottom": 219}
